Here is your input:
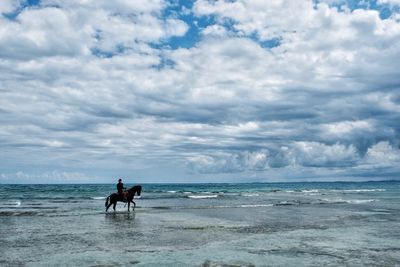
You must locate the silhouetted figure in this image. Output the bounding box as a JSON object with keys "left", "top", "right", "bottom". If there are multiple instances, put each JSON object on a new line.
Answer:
{"left": 117, "top": 178, "right": 126, "bottom": 202}
{"left": 105, "top": 185, "right": 142, "bottom": 212}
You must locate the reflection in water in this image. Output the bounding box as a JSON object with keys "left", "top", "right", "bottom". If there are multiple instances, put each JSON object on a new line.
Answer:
{"left": 105, "top": 211, "right": 136, "bottom": 222}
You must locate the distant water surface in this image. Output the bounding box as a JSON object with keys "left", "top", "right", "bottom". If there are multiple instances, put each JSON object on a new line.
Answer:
{"left": 1, "top": 181, "right": 399, "bottom": 266}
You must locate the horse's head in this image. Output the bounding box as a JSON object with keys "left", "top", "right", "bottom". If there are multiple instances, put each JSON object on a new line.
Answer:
{"left": 129, "top": 185, "right": 142, "bottom": 196}
{"left": 135, "top": 185, "right": 142, "bottom": 196}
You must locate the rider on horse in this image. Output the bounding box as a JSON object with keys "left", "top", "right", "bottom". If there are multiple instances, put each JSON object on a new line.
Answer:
{"left": 105, "top": 184, "right": 142, "bottom": 212}
{"left": 117, "top": 178, "right": 127, "bottom": 202}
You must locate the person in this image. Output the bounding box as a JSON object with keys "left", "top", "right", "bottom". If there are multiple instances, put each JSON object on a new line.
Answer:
{"left": 117, "top": 178, "right": 127, "bottom": 202}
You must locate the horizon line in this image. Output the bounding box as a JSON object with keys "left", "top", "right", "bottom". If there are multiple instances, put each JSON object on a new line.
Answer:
{"left": 1, "top": 179, "right": 399, "bottom": 185}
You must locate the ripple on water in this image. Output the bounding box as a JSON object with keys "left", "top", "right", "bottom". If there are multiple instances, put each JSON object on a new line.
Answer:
{"left": 201, "top": 260, "right": 255, "bottom": 267}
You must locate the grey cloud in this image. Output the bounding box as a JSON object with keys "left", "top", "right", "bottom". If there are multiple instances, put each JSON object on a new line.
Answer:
{"left": 1, "top": 1, "right": 400, "bottom": 182}
{"left": 186, "top": 141, "right": 360, "bottom": 174}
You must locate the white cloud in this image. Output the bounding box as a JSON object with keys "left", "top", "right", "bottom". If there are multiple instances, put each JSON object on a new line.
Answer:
{"left": 202, "top": 24, "right": 229, "bottom": 37}
{"left": 186, "top": 141, "right": 361, "bottom": 173}
{"left": 187, "top": 151, "right": 269, "bottom": 173}
{"left": 0, "top": 1, "right": 399, "bottom": 182}
{"left": 0, "top": 0, "right": 24, "bottom": 14}
{"left": 378, "top": 0, "right": 400, "bottom": 6}
{"left": 365, "top": 141, "right": 400, "bottom": 162}
{"left": 0, "top": 170, "right": 98, "bottom": 184}
{"left": 0, "top": 0, "right": 188, "bottom": 59}
{"left": 40, "top": 0, "right": 164, "bottom": 14}
{"left": 292, "top": 142, "right": 359, "bottom": 167}
{"left": 322, "top": 120, "right": 373, "bottom": 136}
{"left": 0, "top": 7, "right": 92, "bottom": 59}
{"left": 165, "top": 18, "right": 189, "bottom": 37}
{"left": 194, "top": 0, "right": 400, "bottom": 88}
{"left": 194, "top": 0, "right": 315, "bottom": 41}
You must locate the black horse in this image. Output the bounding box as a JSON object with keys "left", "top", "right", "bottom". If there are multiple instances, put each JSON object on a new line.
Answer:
{"left": 105, "top": 185, "right": 142, "bottom": 212}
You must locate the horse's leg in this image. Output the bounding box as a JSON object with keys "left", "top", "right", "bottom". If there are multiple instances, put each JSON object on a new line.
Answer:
{"left": 127, "top": 201, "right": 130, "bottom": 212}
{"left": 106, "top": 196, "right": 113, "bottom": 212}
{"left": 106, "top": 202, "right": 112, "bottom": 212}
{"left": 131, "top": 200, "right": 136, "bottom": 210}
{"left": 113, "top": 201, "right": 116, "bottom": 212}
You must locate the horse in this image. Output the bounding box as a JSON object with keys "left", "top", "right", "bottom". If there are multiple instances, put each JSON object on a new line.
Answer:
{"left": 105, "top": 185, "right": 142, "bottom": 212}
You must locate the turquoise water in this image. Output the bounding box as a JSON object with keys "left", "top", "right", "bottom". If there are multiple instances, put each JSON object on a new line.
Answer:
{"left": 1, "top": 181, "right": 400, "bottom": 266}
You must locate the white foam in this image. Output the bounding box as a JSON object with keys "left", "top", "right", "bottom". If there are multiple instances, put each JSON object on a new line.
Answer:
{"left": 320, "top": 198, "right": 376, "bottom": 204}
{"left": 242, "top": 193, "right": 260, "bottom": 197}
{"left": 347, "top": 199, "right": 375, "bottom": 204}
{"left": 212, "top": 204, "right": 273, "bottom": 208}
{"left": 188, "top": 195, "right": 218, "bottom": 199}
{"left": 342, "top": 189, "right": 385, "bottom": 192}
{"left": 329, "top": 189, "right": 386, "bottom": 193}
{"left": 15, "top": 200, "right": 21, "bottom": 207}
{"left": 239, "top": 204, "right": 273, "bottom": 208}
{"left": 302, "top": 189, "right": 319, "bottom": 193}
{"left": 91, "top": 197, "right": 106, "bottom": 200}
{"left": 320, "top": 198, "right": 346, "bottom": 204}
{"left": 167, "top": 191, "right": 177, "bottom": 193}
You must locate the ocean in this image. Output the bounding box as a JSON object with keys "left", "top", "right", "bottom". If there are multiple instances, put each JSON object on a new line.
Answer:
{"left": 0, "top": 181, "right": 399, "bottom": 266}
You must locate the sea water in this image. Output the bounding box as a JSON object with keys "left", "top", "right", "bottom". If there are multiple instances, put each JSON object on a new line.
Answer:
{"left": 0, "top": 181, "right": 399, "bottom": 266}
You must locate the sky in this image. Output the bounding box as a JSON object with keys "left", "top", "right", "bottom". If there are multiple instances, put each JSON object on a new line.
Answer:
{"left": 0, "top": 0, "right": 400, "bottom": 184}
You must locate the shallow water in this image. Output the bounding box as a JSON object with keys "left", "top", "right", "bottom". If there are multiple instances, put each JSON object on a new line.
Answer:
{"left": 1, "top": 181, "right": 399, "bottom": 266}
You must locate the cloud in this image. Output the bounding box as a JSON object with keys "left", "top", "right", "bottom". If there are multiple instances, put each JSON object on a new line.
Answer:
{"left": 0, "top": 0, "right": 399, "bottom": 182}
{"left": 378, "top": 0, "right": 400, "bottom": 6}
{"left": 186, "top": 141, "right": 360, "bottom": 173}
{"left": 364, "top": 141, "right": 400, "bottom": 163}
{"left": 292, "top": 141, "right": 359, "bottom": 167}
{"left": 201, "top": 24, "right": 229, "bottom": 37}
{"left": 0, "top": 7, "right": 91, "bottom": 59}
{"left": 0, "top": 0, "right": 188, "bottom": 59}
{"left": 194, "top": 0, "right": 315, "bottom": 41}
{"left": 186, "top": 150, "right": 269, "bottom": 173}
{"left": 0, "top": 170, "right": 98, "bottom": 184}
{"left": 0, "top": 0, "right": 24, "bottom": 14}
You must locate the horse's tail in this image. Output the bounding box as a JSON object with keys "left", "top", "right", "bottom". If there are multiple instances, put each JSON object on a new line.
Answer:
{"left": 105, "top": 196, "right": 110, "bottom": 207}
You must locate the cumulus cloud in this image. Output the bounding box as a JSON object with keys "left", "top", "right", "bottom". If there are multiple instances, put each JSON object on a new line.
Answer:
{"left": 0, "top": 0, "right": 399, "bottom": 183}
{"left": 187, "top": 151, "right": 269, "bottom": 173}
{"left": 186, "top": 142, "right": 360, "bottom": 173}
{"left": 364, "top": 141, "right": 400, "bottom": 163}
{"left": 0, "top": 0, "right": 24, "bottom": 14}
{"left": 0, "top": 170, "right": 98, "bottom": 184}
{"left": 378, "top": 0, "right": 400, "bottom": 6}
{"left": 0, "top": 7, "right": 92, "bottom": 59}
{"left": 292, "top": 142, "right": 359, "bottom": 167}
{"left": 0, "top": 0, "right": 188, "bottom": 59}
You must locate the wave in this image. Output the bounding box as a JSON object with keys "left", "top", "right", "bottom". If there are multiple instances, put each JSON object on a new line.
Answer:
{"left": 91, "top": 197, "right": 106, "bottom": 200}
{"left": 0, "top": 209, "right": 59, "bottom": 216}
{"left": 282, "top": 188, "right": 386, "bottom": 194}
{"left": 146, "top": 203, "right": 274, "bottom": 210}
{"left": 187, "top": 195, "right": 219, "bottom": 199}
{"left": 275, "top": 200, "right": 301, "bottom": 206}
{"left": 301, "top": 189, "right": 319, "bottom": 193}
{"left": 319, "top": 198, "right": 376, "bottom": 204}
{"left": 239, "top": 204, "right": 273, "bottom": 208}
{"left": 241, "top": 193, "right": 260, "bottom": 197}
{"left": 336, "top": 189, "right": 385, "bottom": 193}
{"left": 346, "top": 199, "right": 375, "bottom": 204}
{"left": 0, "top": 211, "right": 43, "bottom": 216}
{"left": 1, "top": 200, "right": 22, "bottom": 207}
